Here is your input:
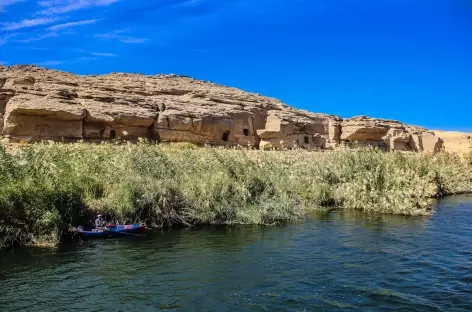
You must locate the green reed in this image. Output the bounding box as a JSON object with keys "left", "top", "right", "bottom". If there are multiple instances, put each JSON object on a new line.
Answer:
{"left": 0, "top": 142, "right": 470, "bottom": 248}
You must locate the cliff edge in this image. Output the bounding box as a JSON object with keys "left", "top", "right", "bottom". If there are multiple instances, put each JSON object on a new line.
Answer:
{"left": 0, "top": 65, "right": 452, "bottom": 153}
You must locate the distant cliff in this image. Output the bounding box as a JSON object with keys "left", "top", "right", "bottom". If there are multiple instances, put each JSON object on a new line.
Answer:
{"left": 0, "top": 65, "right": 463, "bottom": 154}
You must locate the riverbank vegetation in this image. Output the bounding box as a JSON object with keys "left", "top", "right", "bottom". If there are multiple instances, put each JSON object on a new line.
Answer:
{"left": 1, "top": 142, "right": 471, "bottom": 248}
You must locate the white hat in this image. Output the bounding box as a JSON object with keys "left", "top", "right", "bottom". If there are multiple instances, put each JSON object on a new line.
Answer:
{"left": 98, "top": 214, "right": 102, "bottom": 217}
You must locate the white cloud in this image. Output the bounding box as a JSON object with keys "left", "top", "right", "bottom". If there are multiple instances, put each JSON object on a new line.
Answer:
{"left": 37, "top": 0, "right": 120, "bottom": 15}
{"left": 90, "top": 52, "right": 117, "bottom": 57}
{"left": 0, "top": 33, "right": 18, "bottom": 45}
{"left": 36, "top": 55, "right": 111, "bottom": 67}
{"left": 17, "top": 32, "right": 58, "bottom": 43}
{"left": 74, "top": 56, "right": 98, "bottom": 62}
{"left": 14, "top": 46, "right": 52, "bottom": 50}
{"left": 0, "top": 17, "right": 63, "bottom": 31}
{"left": 35, "top": 53, "right": 116, "bottom": 67}
{"left": 119, "top": 37, "right": 148, "bottom": 44}
{"left": 38, "top": 60, "right": 63, "bottom": 66}
{"left": 0, "top": 0, "right": 25, "bottom": 11}
{"left": 95, "top": 30, "right": 148, "bottom": 44}
{"left": 47, "top": 19, "right": 98, "bottom": 31}
{"left": 6, "top": 18, "right": 98, "bottom": 44}
{"left": 72, "top": 49, "right": 117, "bottom": 58}
{"left": 181, "top": 0, "right": 200, "bottom": 6}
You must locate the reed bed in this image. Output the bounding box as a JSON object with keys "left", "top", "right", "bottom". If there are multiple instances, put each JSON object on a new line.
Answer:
{"left": 1, "top": 142, "right": 470, "bottom": 248}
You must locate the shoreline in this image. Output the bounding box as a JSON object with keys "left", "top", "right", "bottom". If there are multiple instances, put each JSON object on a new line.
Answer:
{"left": 18, "top": 194, "right": 472, "bottom": 250}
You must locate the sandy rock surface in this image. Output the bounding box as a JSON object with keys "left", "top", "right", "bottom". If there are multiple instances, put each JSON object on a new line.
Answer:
{"left": 433, "top": 130, "right": 471, "bottom": 155}
{"left": 0, "top": 65, "right": 455, "bottom": 153}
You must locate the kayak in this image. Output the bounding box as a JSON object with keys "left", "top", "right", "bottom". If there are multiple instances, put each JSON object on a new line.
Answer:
{"left": 76, "top": 224, "right": 145, "bottom": 239}
{"left": 77, "top": 227, "right": 110, "bottom": 239}
{"left": 107, "top": 224, "right": 146, "bottom": 237}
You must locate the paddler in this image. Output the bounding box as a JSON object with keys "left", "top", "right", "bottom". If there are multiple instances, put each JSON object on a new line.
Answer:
{"left": 95, "top": 214, "right": 105, "bottom": 228}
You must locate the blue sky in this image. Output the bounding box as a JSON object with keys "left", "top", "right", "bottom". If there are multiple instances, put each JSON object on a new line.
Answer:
{"left": 1, "top": 0, "right": 471, "bottom": 131}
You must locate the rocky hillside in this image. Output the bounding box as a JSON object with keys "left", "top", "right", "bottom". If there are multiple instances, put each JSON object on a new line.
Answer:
{"left": 0, "top": 65, "right": 454, "bottom": 153}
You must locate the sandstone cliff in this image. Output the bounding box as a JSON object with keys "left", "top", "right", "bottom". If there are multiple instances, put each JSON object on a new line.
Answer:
{"left": 433, "top": 130, "right": 472, "bottom": 156}
{"left": 0, "top": 65, "right": 445, "bottom": 153}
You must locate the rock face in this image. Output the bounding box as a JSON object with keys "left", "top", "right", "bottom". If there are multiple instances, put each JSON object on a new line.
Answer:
{"left": 0, "top": 65, "right": 445, "bottom": 153}
{"left": 341, "top": 116, "right": 443, "bottom": 153}
{"left": 432, "top": 131, "right": 472, "bottom": 156}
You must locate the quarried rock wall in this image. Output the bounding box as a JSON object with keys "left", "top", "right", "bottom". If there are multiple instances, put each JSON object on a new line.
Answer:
{"left": 0, "top": 65, "right": 445, "bottom": 153}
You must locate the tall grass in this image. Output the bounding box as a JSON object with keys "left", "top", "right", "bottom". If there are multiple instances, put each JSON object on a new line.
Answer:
{"left": 0, "top": 142, "right": 471, "bottom": 248}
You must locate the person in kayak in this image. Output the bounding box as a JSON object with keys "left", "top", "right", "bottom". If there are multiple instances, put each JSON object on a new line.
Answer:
{"left": 95, "top": 214, "right": 105, "bottom": 228}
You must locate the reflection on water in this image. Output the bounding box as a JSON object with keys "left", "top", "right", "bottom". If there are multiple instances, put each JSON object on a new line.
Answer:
{"left": 1, "top": 195, "right": 472, "bottom": 312}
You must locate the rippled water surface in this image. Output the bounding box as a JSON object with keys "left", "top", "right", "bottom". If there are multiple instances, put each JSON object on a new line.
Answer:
{"left": 1, "top": 195, "right": 472, "bottom": 311}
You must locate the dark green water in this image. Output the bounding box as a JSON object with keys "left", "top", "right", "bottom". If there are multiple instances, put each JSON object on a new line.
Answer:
{"left": 1, "top": 196, "right": 472, "bottom": 312}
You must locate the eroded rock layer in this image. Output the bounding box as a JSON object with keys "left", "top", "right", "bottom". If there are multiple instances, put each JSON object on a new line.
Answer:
{"left": 0, "top": 65, "right": 445, "bottom": 153}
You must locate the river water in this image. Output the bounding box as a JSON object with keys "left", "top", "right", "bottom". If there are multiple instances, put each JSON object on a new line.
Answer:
{"left": 1, "top": 196, "right": 471, "bottom": 312}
